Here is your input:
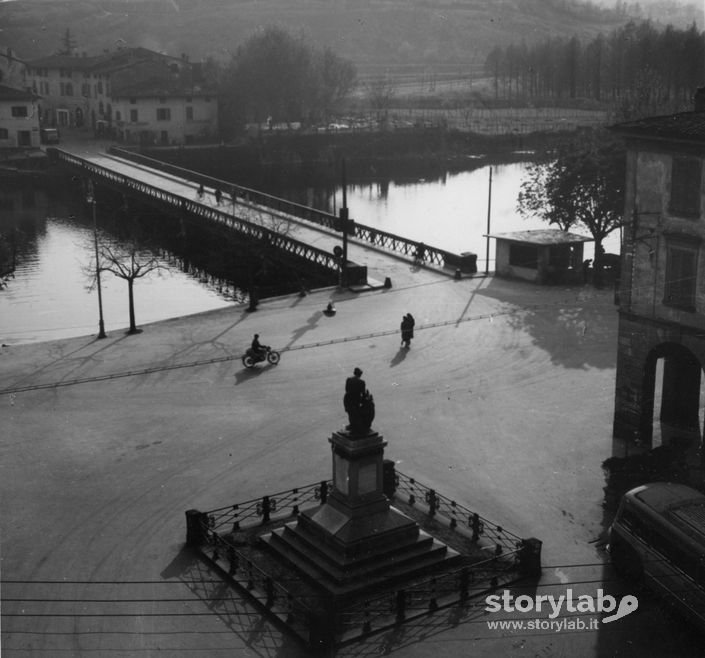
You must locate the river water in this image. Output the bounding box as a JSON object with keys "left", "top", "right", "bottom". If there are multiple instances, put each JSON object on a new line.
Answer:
{"left": 0, "top": 161, "right": 616, "bottom": 345}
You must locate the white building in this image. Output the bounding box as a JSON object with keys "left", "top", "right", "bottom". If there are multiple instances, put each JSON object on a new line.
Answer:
{"left": 0, "top": 84, "right": 40, "bottom": 148}
{"left": 24, "top": 52, "right": 110, "bottom": 129}
{"left": 111, "top": 81, "right": 218, "bottom": 145}
{"left": 23, "top": 47, "right": 218, "bottom": 143}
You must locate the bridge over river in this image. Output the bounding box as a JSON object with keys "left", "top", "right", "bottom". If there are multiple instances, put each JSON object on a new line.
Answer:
{"left": 50, "top": 147, "right": 478, "bottom": 293}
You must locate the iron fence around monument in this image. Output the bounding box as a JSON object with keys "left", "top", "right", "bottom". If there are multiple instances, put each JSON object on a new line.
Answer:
{"left": 392, "top": 470, "right": 523, "bottom": 556}
{"left": 186, "top": 469, "right": 538, "bottom": 649}
{"left": 204, "top": 479, "right": 331, "bottom": 534}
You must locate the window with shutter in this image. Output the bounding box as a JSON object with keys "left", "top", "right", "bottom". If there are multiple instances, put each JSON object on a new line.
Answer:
{"left": 664, "top": 240, "right": 698, "bottom": 312}
{"left": 670, "top": 158, "right": 702, "bottom": 218}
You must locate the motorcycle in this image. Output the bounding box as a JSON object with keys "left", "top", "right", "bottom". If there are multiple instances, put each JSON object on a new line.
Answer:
{"left": 242, "top": 345, "right": 281, "bottom": 369}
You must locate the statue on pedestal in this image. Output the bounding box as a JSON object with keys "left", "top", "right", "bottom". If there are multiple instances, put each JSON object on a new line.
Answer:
{"left": 343, "top": 367, "right": 375, "bottom": 435}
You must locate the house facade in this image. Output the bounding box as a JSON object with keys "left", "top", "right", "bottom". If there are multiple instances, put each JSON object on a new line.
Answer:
{"left": 111, "top": 80, "right": 218, "bottom": 146}
{"left": 24, "top": 53, "right": 110, "bottom": 129}
{"left": 0, "top": 84, "right": 40, "bottom": 148}
{"left": 612, "top": 91, "right": 705, "bottom": 453}
{"left": 23, "top": 47, "right": 218, "bottom": 143}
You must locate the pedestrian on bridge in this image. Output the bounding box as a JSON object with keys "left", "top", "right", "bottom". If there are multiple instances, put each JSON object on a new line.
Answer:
{"left": 214, "top": 187, "right": 222, "bottom": 205}
{"left": 414, "top": 242, "right": 426, "bottom": 264}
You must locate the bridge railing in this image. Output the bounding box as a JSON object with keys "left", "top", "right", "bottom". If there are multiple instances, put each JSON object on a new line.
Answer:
{"left": 108, "top": 146, "right": 341, "bottom": 230}
{"left": 106, "top": 147, "right": 475, "bottom": 272}
{"left": 52, "top": 148, "right": 341, "bottom": 276}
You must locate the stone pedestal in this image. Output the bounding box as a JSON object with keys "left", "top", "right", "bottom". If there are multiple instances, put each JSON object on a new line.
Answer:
{"left": 262, "top": 428, "right": 459, "bottom": 600}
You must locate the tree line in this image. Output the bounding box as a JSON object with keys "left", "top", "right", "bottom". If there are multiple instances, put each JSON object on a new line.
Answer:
{"left": 484, "top": 20, "right": 705, "bottom": 118}
{"left": 216, "top": 26, "right": 357, "bottom": 139}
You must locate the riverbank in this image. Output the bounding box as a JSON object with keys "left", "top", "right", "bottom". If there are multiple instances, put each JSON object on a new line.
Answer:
{"left": 137, "top": 128, "right": 568, "bottom": 190}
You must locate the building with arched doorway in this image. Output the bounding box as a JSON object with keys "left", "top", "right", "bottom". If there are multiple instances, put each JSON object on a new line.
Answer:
{"left": 612, "top": 90, "right": 705, "bottom": 460}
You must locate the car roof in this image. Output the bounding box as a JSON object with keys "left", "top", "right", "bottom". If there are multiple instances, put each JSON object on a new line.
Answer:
{"left": 631, "top": 482, "right": 705, "bottom": 542}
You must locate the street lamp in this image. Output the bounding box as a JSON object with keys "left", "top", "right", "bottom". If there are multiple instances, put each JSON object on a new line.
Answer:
{"left": 87, "top": 179, "right": 107, "bottom": 339}
{"left": 340, "top": 157, "right": 349, "bottom": 288}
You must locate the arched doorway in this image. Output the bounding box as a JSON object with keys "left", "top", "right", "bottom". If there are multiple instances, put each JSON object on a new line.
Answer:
{"left": 641, "top": 343, "right": 704, "bottom": 455}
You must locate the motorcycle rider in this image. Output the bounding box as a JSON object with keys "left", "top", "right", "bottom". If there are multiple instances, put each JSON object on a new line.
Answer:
{"left": 251, "top": 333, "right": 267, "bottom": 360}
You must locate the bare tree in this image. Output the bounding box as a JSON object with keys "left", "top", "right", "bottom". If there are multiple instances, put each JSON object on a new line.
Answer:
{"left": 98, "top": 245, "right": 165, "bottom": 334}
{"left": 84, "top": 206, "right": 167, "bottom": 334}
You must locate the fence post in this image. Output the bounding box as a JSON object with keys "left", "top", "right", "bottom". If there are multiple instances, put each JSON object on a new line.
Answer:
{"left": 426, "top": 489, "right": 438, "bottom": 516}
{"left": 518, "top": 537, "right": 542, "bottom": 577}
{"left": 185, "top": 509, "right": 208, "bottom": 546}
{"left": 471, "top": 513, "right": 483, "bottom": 541}
{"left": 383, "top": 459, "right": 396, "bottom": 498}
{"left": 259, "top": 495, "right": 271, "bottom": 523}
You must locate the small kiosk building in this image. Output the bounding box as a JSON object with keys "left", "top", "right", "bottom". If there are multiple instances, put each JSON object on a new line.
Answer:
{"left": 486, "top": 229, "right": 593, "bottom": 284}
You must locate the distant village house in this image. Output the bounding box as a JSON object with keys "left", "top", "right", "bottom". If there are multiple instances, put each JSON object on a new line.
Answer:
{"left": 0, "top": 45, "right": 219, "bottom": 146}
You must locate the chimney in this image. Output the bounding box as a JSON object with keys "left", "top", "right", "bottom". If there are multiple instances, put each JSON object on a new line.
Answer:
{"left": 695, "top": 87, "right": 705, "bottom": 112}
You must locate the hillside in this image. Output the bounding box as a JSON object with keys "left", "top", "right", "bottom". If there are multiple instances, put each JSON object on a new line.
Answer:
{"left": 3, "top": 0, "right": 634, "bottom": 72}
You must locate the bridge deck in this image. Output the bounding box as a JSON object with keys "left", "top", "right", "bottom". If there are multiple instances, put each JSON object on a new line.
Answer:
{"left": 58, "top": 148, "right": 464, "bottom": 291}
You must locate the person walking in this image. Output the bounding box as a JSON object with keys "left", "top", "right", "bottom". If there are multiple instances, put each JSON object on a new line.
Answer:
{"left": 400, "top": 313, "right": 415, "bottom": 348}
{"left": 414, "top": 242, "right": 426, "bottom": 264}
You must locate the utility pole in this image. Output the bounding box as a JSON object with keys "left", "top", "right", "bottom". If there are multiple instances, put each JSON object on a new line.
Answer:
{"left": 87, "top": 179, "right": 107, "bottom": 339}
{"left": 340, "top": 157, "right": 349, "bottom": 288}
{"left": 485, "top": 166, "right": 493, "bottom": 275}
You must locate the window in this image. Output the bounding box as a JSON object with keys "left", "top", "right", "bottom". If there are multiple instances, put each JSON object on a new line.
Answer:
{"left": 670, "top": 157, "right": 702, "bottom": 218}
{"left": 11, "top": 106, "right": 28, "bottom": 118}
{"left": 186, "top": 106, "right": 193, "bottom": 121}
{"left": 0, "top": 128, "right": 8, "bottom": 139}
{"left": 130, "top": 109, "right": 138, "bottom": 123}
{"left": 509, "top": 244, "right": 538, "bottom": 269}
{"left": 664, "top": 239, "right": 698, "bottom": 312}
{"left": 156, "top": 108, "right": 171, "bottom": 121}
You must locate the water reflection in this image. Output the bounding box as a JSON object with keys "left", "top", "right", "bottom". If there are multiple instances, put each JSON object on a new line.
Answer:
{"left": 0, "top": 181, "right": 232, "bottom": 345}
{"left": 307, "top": 162, "right": 618, "bottom": 268}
